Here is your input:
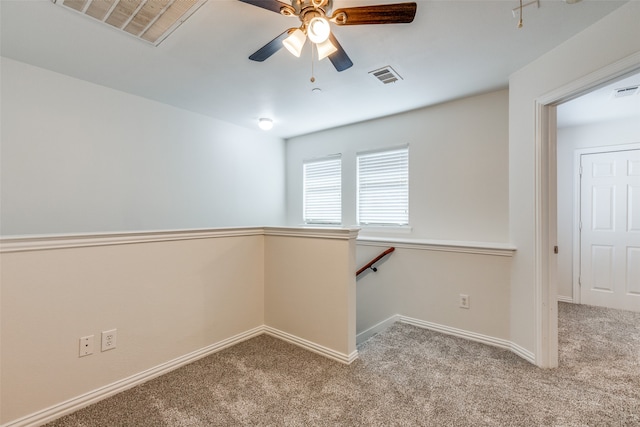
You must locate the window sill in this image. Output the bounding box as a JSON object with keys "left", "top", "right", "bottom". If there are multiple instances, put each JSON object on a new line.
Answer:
{"left": 357, "top": 225, "right": 412, "bottom": 235}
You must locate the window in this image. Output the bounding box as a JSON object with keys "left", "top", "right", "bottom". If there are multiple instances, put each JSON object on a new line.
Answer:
{"left": 357, "top": 147, "right": 409, "bottom": 226}
{"left": 303, "top": 156, "right": 342, "bottom": 224}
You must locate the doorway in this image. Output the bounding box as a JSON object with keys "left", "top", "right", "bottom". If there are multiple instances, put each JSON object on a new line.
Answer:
{"left": 533, "top": 58, "right": 640, "bottom": 367}
{"left": 556, "top": 72, "right": 640, "bottom": 313}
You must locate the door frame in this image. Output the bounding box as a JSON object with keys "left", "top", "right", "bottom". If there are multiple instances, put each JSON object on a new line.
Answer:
{"left": 573, "top": 144, "right": 640, "bottom": 305}
{"left": 534, "top": 51, "right": 640, "bottom": 368}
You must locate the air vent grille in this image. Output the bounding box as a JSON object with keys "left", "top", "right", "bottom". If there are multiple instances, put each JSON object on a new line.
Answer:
{"left": 56, "top": 0, "right": 207, "bottom": 45}
{"left": 369, "top": 66, "right": 403, "bottom": 85}
{"left": 613, "top": 85, "right": 639, "bottom": 98}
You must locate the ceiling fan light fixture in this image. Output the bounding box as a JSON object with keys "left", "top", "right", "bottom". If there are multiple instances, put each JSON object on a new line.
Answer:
{"left": 307, "top": 17, "right": 331, "bottom": 44}
{"left": 244, "top": 1, "right": 418, "bottom": 73}
{"left": 258, "top": 118, "right": 274, "bottom": 131}
{"left": 283, "top": 29, "right": 307, "bottom": 57}
{"left": 316, "top": 38, "right": 338, "bottom": 60}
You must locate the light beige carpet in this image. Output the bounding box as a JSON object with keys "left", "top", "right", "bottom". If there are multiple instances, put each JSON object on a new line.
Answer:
{"left": 46, "top": 303, "right": 640, "bottom": 426}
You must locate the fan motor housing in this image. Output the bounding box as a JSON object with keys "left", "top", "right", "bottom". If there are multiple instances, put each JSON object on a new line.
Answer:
{"left": 290, "top": 0, "right": 333, "bottom": 17}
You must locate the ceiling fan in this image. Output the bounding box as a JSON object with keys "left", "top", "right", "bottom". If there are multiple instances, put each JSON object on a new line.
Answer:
{"left": 239, "top": 0, "right": 417, "bottom": 72}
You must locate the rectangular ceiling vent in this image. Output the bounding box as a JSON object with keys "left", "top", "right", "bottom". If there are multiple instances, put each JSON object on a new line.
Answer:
{"left": 369, "top": 66, "right": 403, "bottom": 85}
{"left": 612, "top": 85, "right": 639, "bottom": 98}
{"left": 54, "top": 0, "right": 207, "bottom": 46}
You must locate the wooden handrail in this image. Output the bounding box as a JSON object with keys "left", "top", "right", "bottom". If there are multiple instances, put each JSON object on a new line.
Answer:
{"left": 356, "top": 247, "right": 395, "bottom": 277}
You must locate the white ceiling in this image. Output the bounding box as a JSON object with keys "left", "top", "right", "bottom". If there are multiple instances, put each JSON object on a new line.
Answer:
{"left": 557, "top": 71, "right": 640, "bottom": 128}
{"left": 0, "top": 0, "right": 631, "bottom": 138}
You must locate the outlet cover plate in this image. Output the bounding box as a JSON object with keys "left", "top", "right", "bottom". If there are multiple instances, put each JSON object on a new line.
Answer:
{"left": 101, "top": 329, "right": 117, "bottom": 351}
{"left": 459, "top": 294, "right": 470, "bottom": 309}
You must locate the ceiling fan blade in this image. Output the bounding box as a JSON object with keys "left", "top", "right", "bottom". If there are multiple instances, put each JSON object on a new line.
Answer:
{"left": 330, "top": 2, "right": 417, "bottom": 25}
{"left": 328, "top": 33, "right": 353, "bottom": 72}
{"left": 238, "top": 0, "right": 293, "bottom": 15}
{"left": 249, "top": 29, "right": 295, "bottom": 62}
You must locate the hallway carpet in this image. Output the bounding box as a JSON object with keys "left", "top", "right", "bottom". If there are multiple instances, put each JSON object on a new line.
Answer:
{"left": 46, "top": 303, "right": 640, "bottom": 426}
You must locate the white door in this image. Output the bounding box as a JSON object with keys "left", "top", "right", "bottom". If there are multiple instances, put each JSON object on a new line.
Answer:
{"left": 580, "top": 149, "right": 640, "bottom": 312}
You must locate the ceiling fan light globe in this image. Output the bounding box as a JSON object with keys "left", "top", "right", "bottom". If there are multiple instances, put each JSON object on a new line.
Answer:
{"left": 283, "top": 29, "right": 306, "bottom": 57}
{"left": 316, "top": 38, "right": 337, "bottom": 60}
{"left": 307, "top": 17, "right": 331, "bottom": 44}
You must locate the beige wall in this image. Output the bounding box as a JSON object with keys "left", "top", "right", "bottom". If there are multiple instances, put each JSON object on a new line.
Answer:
{"left": 394, "top": 249, "right": 511, "bottom": 340}
{"left": 0, "top": 227, "right": 357, "bottom": 426}
{"left": 356, "top": 240, "right": 514, "bottom": 354}
{"left": 265, "top": 229, "right": 358, "bottom": 359}
{"left": 1, "top": 231, "right": 265, "bottom": 424}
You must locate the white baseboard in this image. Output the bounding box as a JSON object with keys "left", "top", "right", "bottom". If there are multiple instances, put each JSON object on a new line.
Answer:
{"left": 356, "top": 315, "right": 400, "bottom": 345}
{"left": 399, "top": 315, "right": 536, "bottom": 364}
{"left": 400, "top": 315, "right": 512, "bottom": 350}
{"left": 557, "top": 296, "right": 574, "bottom": 303}
{"left": 264, "top": 326, "right": 358, "bottom": 364}
{"left": 2, "top": 327, "right": 264, "bottom": 427}
{"left": 4, "top": 319, "right": 536, "bottom": 427}
{"left": 3, "top": 325, "right": 358, "bottom": 427}
{"left": 509, "top": 341, "right": 536, "bottom": 364}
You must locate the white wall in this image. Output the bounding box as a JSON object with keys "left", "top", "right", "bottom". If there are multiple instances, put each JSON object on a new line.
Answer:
{"left": 286, "top": 90, "right": 513, "bottom": 352}
{"left": 0, "top": 58, "right": 286, "bottom": 236}
{"left": 509, "top": 1, "right": 640, "bottom": 365}
{"left": 556, "top": 117, "right": 640, "bottom": 300}
{"left": 286, "top": 89, "right": 509, "bottom": 243}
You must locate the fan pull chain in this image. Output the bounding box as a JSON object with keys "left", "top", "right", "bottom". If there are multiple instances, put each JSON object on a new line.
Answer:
{"left": 310, "top": 43, "right": 316, "bottom": 83}
{"left": 517, "top": 0, "right": 523, "bottom": 28}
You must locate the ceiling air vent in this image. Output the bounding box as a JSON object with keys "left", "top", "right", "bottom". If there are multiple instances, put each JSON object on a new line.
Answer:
{"left": 369, "top": 66, "right": 403, "bottom": 85}
{"left": 612, "top": 85, "right": 639, "bottom": 98}
{"left": 54, "top": 0, "right": 207, "bottom": 46}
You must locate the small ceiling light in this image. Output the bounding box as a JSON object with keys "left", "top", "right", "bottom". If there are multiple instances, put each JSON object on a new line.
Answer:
{"left": 283, "top": 29, "right": 306, "bottom": 57}
{"left": 307, "top": 17, "right": 331, "bottom": 44}
{"left": 316, "top": 38, "right": 337, "bottom": 60}
{"left": 258, "top": 118, "right": 273, "bottom": 130}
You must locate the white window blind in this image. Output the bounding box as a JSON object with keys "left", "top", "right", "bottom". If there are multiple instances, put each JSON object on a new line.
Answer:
{"left": 357, "top": 147, "right": 409, "bottom": 225}
{"left": 303, "top": 156, "right": 342, "bottom": 224}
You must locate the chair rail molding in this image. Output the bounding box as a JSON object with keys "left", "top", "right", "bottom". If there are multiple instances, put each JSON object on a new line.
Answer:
{"left": 0, "top": 226, "right": 361, "bottom": 253}
{"left": 357, "top": 236, "right": 516, "bottom": 257}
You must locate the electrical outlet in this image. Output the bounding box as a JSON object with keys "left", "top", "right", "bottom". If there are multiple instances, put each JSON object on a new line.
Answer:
{"left": 79, "top": 335, "right": 94, "bottom": 357}
{"left": 459, "top": 294, "right": 470, "bottom": 309}
{"left": 101, "top": 329, "right": 117, "bottom": 352}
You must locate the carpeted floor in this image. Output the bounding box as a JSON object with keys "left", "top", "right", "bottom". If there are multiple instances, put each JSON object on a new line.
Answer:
{"left": 46, "top": 303, "right": 640, "bottom": 426}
